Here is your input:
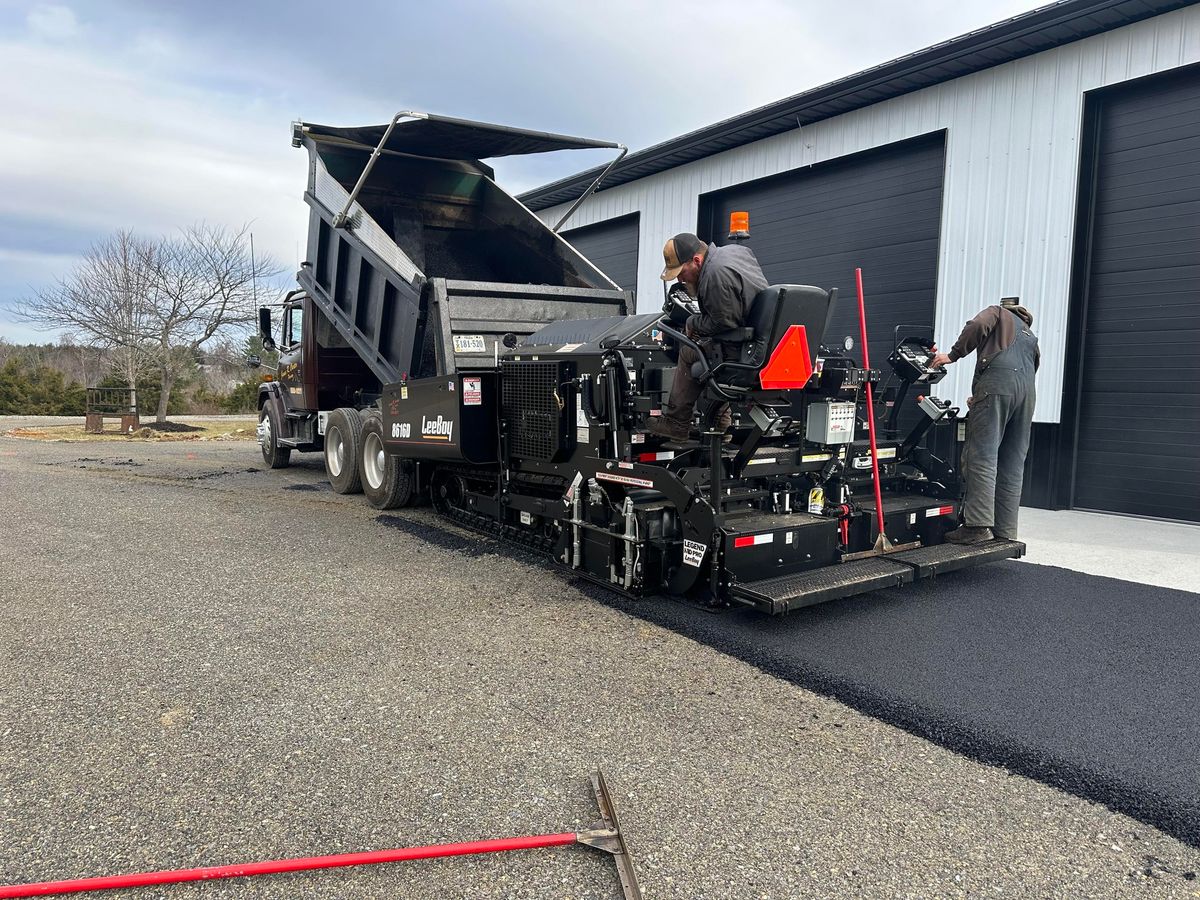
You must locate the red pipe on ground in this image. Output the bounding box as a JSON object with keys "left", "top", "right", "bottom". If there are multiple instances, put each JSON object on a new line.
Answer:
{"left": 854, "top": 268, "right": 888, "bottom": 543}
{"left": 0, "top": 833, "right": 580, "bottom": 898}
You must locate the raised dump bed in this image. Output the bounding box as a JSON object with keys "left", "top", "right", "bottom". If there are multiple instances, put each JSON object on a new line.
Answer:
{"left": 290, "top": 115, "right": 631, "bottom": 386}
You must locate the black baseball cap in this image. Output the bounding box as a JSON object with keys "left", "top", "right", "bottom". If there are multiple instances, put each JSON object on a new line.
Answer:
{"left": 660, "top": 233, "right": 706, "bottom": 281}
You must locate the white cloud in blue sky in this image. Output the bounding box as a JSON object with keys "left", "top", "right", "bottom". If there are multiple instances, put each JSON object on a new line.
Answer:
{"left": 0, "top": 0, "right": 1038, "bottom": 343}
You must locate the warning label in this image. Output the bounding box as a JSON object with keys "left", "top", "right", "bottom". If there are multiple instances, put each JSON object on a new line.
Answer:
{"left": 596, "top": 471, "right": 655, "bottom": 489}
{"left": 682, "top": 539, "right": 707, "bottom": 568}
{"left": 463, "top": 377, "right": 482, "bottom": 406}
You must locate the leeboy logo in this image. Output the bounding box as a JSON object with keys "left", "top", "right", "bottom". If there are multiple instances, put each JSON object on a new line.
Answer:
{"left": 421, "top": 415, "right": 454, "bottom": 441}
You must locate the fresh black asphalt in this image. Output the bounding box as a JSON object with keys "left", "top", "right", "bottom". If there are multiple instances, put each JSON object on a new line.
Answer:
{"left": 386, "top": 517, "right": 1200, "bottom": 849}
{"left": 592, "top": 562, "right": 1200, "bottom": 849}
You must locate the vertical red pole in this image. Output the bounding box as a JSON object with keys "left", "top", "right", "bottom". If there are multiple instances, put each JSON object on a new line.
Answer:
{"left": 855, "top": 268, "right": 888, "bottom": 544}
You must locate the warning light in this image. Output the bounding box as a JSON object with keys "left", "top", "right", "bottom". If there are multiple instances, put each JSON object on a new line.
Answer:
{"left": 759, "top": 325, "right": 814, "bottom": 389}
{"left": 728, "top": 211, "right": 750, "bottom": 240}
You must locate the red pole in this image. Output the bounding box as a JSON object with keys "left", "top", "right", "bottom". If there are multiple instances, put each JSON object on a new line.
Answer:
{"left": 854, "top": 268, "right": 888, "bottom": 544}
{"left": 0, "top": 833, "right": 579, "bottom": 898}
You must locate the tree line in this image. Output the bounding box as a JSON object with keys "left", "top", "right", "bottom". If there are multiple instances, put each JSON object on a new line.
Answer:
{"left": 0, "top": 336, "right": 277, "bottom": 416}
{"left": 9, "top": 223, "right": 282, "bottom": 422}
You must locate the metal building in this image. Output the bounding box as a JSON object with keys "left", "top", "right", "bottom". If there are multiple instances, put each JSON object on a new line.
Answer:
{"left": 520, "top": 0, "right": 1200, "bottom": 523}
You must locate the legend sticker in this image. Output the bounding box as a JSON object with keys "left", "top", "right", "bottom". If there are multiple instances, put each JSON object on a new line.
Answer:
{"left": 682, "top": 539, "right": 707, "bottom": 568}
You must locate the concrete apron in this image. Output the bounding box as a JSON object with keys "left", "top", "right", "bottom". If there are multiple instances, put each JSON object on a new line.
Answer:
{"left": 1017, "top": 506, "right": 1200, "bottom": 594}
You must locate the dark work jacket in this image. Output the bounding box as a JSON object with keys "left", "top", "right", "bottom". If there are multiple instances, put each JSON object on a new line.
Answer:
{"left": 949, "top": 304, "right": 1041, "bottom": 377}
{"left": 688, "top": 242, "right": 769, "bottom": 338}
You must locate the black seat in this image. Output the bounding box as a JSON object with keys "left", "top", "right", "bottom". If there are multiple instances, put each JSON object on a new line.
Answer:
{"left": 700, "top": 284, "right": 836, "bottom": 390}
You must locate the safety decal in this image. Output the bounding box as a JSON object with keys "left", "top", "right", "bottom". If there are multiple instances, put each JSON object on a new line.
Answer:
{"left": 576, "top": 426, "right": 590, "bottom": 443}
{"left": 400, "top": 386, "right": 409, "bottom": 400}
{"left": 682, "top": 539, "right": 707, "bottom": 568}
{"left": 801, "top": 453, "right": 832, "bottom": 463}
{"left": 596, "top": 472, "right": 655, "bottom": 489}
{"left": 463, "top": 377, "right": 482, "bottom": 406}
{"left": 555, "top": 343, "right": 583, "bottom": 353}
{"left": 631, "top": 433, "right": 646, "bottom": 444}
{"left": 807, "top": 487, "right": 824, "bottom": 514}
{"left": 746, "top": 456, "right": 777, "bottom": 466}
{"left": 519, "top": 511, "right": 533, "bottom": 525}
{"left": 733, "top": 533, "right": 774, "bottom": 548}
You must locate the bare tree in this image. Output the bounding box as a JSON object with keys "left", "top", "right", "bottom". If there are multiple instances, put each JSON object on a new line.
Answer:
{"left": 14, "top": 230, "right": 158, "bottom": 410}
{"left": 142, "top": 223, "right": 281, "bottom": 421}
{"left": 16, "top": 223, "right": 282, "bottom": 422}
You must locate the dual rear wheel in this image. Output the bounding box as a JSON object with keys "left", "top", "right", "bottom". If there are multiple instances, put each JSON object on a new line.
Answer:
{"left": 324, "top": 406, "right": 415, "bottom": 509}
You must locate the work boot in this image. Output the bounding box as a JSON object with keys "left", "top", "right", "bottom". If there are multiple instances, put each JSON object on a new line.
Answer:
{"left": 643, "top": 417, "right": 690, "bottom": 443}
{"left": 944, "top": 525, "right": 994, "bottom": 545}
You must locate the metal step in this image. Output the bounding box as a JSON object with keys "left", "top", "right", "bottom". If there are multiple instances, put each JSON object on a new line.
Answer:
{"left": 884, "top": 539, "right": 1025, "bottom": 578}
{"left": 730, "top": 558, "right": 914, "bottom": 615}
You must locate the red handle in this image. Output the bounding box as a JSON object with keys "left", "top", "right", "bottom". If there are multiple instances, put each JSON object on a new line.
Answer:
{"left": 854, "top": 268, "right": 887, "bottom": 542}
{"left": 0, "top": 833, "right": 580, "bottom": 898}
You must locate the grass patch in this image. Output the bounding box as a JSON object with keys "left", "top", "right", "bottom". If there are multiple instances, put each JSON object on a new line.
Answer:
{"left": 8, "top": 419, "right": 258, "bottom": 442}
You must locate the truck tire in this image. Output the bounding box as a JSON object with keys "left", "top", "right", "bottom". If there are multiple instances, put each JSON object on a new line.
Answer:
{"left": 360, "top": 411, "right": 415, "bottom": 509}
{"left": 325, "top": 407, "right": 363, "bottom": 494}
{"left": 259, "top": 403, "right": 291, "bottom": 469}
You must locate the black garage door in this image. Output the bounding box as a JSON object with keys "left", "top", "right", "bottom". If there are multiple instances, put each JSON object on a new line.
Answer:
{"left": 561, "top": 213, "right": 640, "bottom": 298}
{"left": 699, "top": 133, "right": 946, "bottom": 376}
{"left": 1071, "top": 67, "right": 1200, "bottom": 522}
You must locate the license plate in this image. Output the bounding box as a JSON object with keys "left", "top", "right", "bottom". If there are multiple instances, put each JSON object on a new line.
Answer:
{"left": 453, "top": 334, "right": 487, "bottom": 353}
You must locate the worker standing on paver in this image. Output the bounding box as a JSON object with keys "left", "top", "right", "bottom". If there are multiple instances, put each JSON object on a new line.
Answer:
{"left": 931, "top": 297, "right": 1039, "bottom": 544}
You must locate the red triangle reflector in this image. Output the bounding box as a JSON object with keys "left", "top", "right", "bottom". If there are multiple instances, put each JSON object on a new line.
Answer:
{"left": 759, "top": 325, "right": 813, "bottom": 390}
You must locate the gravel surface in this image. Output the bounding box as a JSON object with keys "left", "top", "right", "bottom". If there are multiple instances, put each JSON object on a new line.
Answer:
{"left": 2, "top": 437, "right": 1199, "bottom": 899}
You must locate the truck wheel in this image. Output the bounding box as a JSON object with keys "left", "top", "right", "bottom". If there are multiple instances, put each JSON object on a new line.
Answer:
{"left": 258, "top": 404, "right": 291, "bottom": 469}
{"left": 325, "top": 407, "right": 363, "bottom": 494}
{"left": 360, "top": 411, "right": 414, "bottom": 509}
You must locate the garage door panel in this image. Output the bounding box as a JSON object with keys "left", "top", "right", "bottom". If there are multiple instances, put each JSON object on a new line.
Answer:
{"left": 560, "top": 213, "right": 639, "bottom": 297}
{"left": 1101, "top": 126, "right": 1200, "bottom": 163}
{"left": 1092, "top": 200, "right": 1200, "bottom": 232}
{"left": 1073, "top": 68, "right": 1200, "bottom": 521}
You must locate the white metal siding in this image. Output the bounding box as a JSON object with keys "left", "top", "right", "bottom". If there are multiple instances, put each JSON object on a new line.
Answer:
{"left": 535, "top": 6, "right": 1200, "bottom": 422}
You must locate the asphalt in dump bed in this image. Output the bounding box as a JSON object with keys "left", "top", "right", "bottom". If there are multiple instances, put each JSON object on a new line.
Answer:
{"left": 378, "top": 516, "right": 1200, "bottom": 848}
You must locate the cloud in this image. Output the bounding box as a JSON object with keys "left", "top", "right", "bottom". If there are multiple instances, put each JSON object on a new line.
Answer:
{"left": 0, "top": 7, "right": 310, "bottom": 333}
{"left": 1, "top": 0, "right": 1044, "bottom": 344}
{"left": 25, "top": 3, "right": 78, "bottom": 41}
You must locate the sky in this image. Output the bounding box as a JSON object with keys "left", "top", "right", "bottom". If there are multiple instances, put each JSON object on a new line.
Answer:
{"left": 0, "top": 0, "right": 1042, "bottom": 344}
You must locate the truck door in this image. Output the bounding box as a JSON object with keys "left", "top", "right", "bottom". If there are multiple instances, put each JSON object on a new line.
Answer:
{"left": 278, "top": 299, "right": 311, "bottom": 410}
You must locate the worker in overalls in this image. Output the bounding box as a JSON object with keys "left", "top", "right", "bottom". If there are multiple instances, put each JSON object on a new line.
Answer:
{"left": 931, "top": 298, "right": 1039, "bottom": 544}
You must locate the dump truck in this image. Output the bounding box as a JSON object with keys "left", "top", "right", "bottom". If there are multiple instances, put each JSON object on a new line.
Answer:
{"left": 257, "top": 110, "right": 1024, "bottom": 614}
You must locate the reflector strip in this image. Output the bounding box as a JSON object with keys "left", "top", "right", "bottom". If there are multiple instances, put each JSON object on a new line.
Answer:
{"left": 637, "top": 451, "right": 675, "bottom": 462}
{"left": 733, "top": 533, "right": 774, "bottom": 548}
{"left": 759, "top": 324, "right": 813, "bottom": 390}
{"left": 925, "top": 505, "right": 956, "bottom": 517}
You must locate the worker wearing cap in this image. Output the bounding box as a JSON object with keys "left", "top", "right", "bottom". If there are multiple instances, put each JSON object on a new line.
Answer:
{"left": 645, "top": 232, "right": 767, "bottom": 443}
{"left": 931, "top": 298, "right": 1039, "bottom": 544}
